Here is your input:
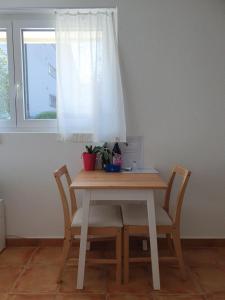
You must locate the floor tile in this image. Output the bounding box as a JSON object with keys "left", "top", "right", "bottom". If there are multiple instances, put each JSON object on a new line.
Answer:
{"left": 56, "top": 294, "right": 106, "bottom": 299}
{"left": 1, "top": 245, "right": 225, "bottom": 300}
{"left": 59, "top": 266, "right": 107, "bottom": 293}
{"left": 72, "top": 248, "right": 105, "bottom": 261}
{"left": 192, "top": 266, "right": 225, "bottom": 293}
{"left": 7, "top": 295, "right": 56, "bottom": 300}
{"left": 29, "top": 247, "right": 105, "bottom": 267}
{"left": 184, "top": 248, "right": 219, "bottom": 267}
{"left": 215, "top": 248, "right": 225, "bottom": 267}
{"left": 108, "top": 294, "right": 153, "bottom": 299}
{"left": 207, "top": 292, "right": 225, "bottom": 299}
{"left": 153, "top": 294, "right": 205, "bottom": 299}
{"left": 107, "top": 265, "right": 152, "bottom": 294}
{"left": 13, "top": 265, "right": 59, "bottom": 293}
{"left": 30, "top": 247, "right": 62, "bottom": 265}
{"left": 0, "top": 266, "right": 22, "bottom": 292}
{"left": 0, "top": 248, "right": 35, "bottom": 266}
{"left": 158, "top": 265, "right": 200, "bottom": 294}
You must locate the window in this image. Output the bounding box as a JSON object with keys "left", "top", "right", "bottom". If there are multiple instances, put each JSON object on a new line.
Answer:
{"left": 0, "top": 18, "right": 56, "bottom": 132}
{"left": 0, "top": 12, "right": 120, "bottom": 135}
{"left": 22, "top": 30, "right": 56, "bottom": 120}
{"left": 49, "top": 94, "right": 56, "bottom": 109}
{"left": 0, "top": 30, "right": 10, "bottom": 120}
{"left": 0, "top": 21, "right": 16, "bottom": 129}
{"left": 48, "top": 63, "right": 56, "bottom": 79}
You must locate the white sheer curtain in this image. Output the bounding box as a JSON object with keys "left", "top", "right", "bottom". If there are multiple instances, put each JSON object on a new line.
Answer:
{"left": 55, "top": 9, "right": 126, "bottom": 142}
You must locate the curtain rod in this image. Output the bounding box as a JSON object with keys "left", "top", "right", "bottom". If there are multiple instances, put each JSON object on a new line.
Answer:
{"left": 0, "top": 7, "right": 117, "bottom": 14}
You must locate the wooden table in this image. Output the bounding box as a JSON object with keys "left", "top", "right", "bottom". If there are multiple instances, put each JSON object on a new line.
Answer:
{"left": 70, "top": 170, "right": 168, "bottom": 290}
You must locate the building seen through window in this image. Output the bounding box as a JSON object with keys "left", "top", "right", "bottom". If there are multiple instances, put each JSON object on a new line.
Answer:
{"left": 22, "top": 30, "right": 56, "bottom": 119}
{"left": 0, "top": 30, "right": 10, "bottom": 120}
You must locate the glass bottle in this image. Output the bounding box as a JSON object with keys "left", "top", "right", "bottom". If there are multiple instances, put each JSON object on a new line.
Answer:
{"left": 112, "top": 142, "right": 122, "bottom": 166}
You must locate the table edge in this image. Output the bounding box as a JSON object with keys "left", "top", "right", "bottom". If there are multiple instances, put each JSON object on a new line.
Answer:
{"left": 70, "top": 186, "right": 168, "bottom": 190}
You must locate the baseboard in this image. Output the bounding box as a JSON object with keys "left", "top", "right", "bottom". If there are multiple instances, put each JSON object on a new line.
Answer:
{"left": 130, "top": 237, "right": 225, "bottom": 248}
{"left": 6, "top": 237, "right": 225, "bottom": 248}
{"left": 181, "top": 238, "right": 225, "bottom": 247}
{"left": 6, "top": 238, "right": 65, "bottom": 247}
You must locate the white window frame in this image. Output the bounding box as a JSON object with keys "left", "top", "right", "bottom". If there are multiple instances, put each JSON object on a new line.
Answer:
{"left": 0, "top": 20, "right": 16, "bottom": 129}
{"left": 13, "top": 19, "right": 57, "bottom": 131}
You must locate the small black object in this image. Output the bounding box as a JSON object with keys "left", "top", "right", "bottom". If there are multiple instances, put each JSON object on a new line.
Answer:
{"left": 112, "top": 142, "right": 121, "bottom": 155}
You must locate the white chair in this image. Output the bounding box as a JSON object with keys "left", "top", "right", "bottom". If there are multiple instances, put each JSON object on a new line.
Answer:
{"left": 122, "top": 165, "right": 191, "bottom": 283}
{"left": 54, "top": 165, "right": 123, "bottom": 284}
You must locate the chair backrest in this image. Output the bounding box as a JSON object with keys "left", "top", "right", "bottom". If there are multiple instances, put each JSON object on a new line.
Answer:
{"left": 54, "top": 165, "right": 77, "bottom": 233}
{"left": 163, "top": 165, "right": 191, "bottom": 226}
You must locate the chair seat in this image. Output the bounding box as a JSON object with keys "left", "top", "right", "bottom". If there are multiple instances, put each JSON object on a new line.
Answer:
{"left": 72, "top": 205, "right": 123, "bottom": 228}
{"left": 121, "top": 204, "right": 172, "bottom": 226}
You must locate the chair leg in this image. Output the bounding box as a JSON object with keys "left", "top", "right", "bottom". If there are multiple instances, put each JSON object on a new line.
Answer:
{"left": 57, "top": 236, "right": 72, "bottom": 283}
{"left": 115, "top": 229, "right": 122, "bottom": 285}
{"left": 166, "top": 233, "right": 174, "bottom": 254}
{"left": 123, "top": 226, "right": 129, "bottom": 284}
{"left": 172, "top": 230, "right": 187, "bottom": 280}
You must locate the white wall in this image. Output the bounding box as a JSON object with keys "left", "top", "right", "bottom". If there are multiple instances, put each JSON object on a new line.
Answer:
{"left": 0, "top": 0, "right": 225, "bottom": 238}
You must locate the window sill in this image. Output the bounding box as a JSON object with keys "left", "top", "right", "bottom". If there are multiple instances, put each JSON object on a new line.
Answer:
{"left": 0, "top": 127, "right": 58, "bottom": 133}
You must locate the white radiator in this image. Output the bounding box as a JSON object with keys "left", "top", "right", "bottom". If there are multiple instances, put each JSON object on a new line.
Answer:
{"left": 0, "top": 199, "right": 6, "bottom": 252}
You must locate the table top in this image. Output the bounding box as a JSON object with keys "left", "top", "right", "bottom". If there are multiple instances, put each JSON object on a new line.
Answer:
{"left": 71, "top": 170, "right": 168, "bottom": 190}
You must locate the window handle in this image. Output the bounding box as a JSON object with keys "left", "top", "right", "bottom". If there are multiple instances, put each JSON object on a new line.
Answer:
{"left": 15, "top": 83, "right": 21, "bottom": 100}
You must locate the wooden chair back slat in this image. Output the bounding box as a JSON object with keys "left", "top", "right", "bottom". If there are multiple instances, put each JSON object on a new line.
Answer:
{"left": 54, "top": 165, "right": 77, "bottom": 234}
{"left": 163, "top": 165, "right": 191, "bottom": 226}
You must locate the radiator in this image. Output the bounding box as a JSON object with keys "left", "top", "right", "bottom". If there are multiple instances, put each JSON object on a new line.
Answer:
{"left": 0, "top": 199, "right": 6, "bottom": 252}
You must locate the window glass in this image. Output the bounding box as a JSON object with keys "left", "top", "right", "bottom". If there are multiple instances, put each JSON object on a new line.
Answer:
{"left": 22, "top": 30, "right": 56, "bottom": 119}
{"left": 0, "top": 30, "right": 10, "bottom": 120}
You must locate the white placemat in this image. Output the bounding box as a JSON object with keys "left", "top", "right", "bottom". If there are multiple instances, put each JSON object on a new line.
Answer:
{"left": 121, "top": 167, "right": 159, "bottom": 174}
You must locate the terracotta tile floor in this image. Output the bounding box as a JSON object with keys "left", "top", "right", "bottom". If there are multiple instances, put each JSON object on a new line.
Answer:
{"left": 0, "top": 246, "right": 225, "bottom": 299}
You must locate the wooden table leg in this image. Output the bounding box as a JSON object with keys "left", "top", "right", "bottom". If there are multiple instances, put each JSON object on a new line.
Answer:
{"left": 77, "top": 190, "right": 90, "bottom": 289}
{"left": 147, "top": 190, "right": 160, "bottom": 290}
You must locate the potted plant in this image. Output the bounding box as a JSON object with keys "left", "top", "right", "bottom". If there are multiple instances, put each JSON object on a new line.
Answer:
{"left": 97, "top": 143, "right": 112, "bottom": 169}
{"left": 82, "top": 145, "right": 101, "bottom": 171}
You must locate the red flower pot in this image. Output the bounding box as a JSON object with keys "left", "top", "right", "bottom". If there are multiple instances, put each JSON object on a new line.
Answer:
{"left": 82, "top": 153, "right": 96, "bottom": 171}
